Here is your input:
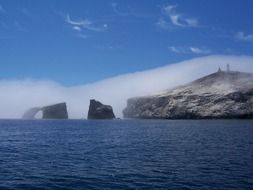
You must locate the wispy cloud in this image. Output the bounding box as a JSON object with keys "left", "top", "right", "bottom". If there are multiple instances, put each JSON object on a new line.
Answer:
{"left": 0, "top": 5, "right": 28, "bottom": 34}
{"left": 235, "top": 32, "right": 253, "bottom": 42}
{"left": 110, "top": 2, "right": 151, "bottom": 20}
{"left": 65, "top": 14, "right": 108, "bottom": 32}
{"left": 189, "top": 47, "right": 211, "bottom": 54}
{"left": 20, "top": 8, "right": 32, "bottom": 17}
{"left": 110, "top": 2, "right": 128, "bottom": 16}
{"left": 156, "top": 18, "right": 172, "bottom": 30}
{"left": 157, "top": 5, "right": 199, "bottom": 29}
{"left": 169, "top": 46, "right": 211, "bottom": 54}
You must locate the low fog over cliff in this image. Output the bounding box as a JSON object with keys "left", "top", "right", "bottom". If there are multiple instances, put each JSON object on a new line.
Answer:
{"left": 1, "top": 55, "right": 253, "bottom": 119}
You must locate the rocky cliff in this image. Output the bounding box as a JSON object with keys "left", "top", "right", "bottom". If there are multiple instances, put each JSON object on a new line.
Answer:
{"left": 123, "top": 71, "right": 253, "bottom": 119}
{"left": 88, "top": 99, "right": 115, "bottom": 119}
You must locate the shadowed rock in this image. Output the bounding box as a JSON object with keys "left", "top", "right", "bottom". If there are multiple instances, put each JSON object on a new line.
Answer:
{"left": 22, "top": 102, "right": 68, "bottom": 119}
{"left": 42, "top": 103, "right": 68, "bottom": 119}
{"left": 123, "top": 71, "right": 253, "bottom": 119}
{"left": 88, "top": 99, "right": 115, "bottom": 119}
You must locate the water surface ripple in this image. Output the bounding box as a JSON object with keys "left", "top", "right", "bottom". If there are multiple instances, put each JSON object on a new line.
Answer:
{"left": 0, "top": 119, "right": 252, "bottom": 190}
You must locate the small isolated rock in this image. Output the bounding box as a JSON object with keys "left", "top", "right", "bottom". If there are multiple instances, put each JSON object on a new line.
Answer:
{"left": 88, "top": 99, "right": 115, "bottom": 119}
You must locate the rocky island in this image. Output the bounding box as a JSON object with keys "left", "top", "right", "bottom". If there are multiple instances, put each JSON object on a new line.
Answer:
{"left": 22, "top": 102, "right": 68, "bottom": 119}
{"left": 123, "top": 68, "right": 253, "bottom": 119}
{"left": 88, "top": 99, "right": 115, "bottom": 119}
{"left": 42, "top": 103, "right": 68, "bottom": 119}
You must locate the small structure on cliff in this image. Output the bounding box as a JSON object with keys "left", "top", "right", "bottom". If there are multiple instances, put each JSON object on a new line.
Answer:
{"left": 22, "top": 102, "right": 68, "bottom": 119}
{"left": 88, "top": 99, "right": 115, "bottom": 119}
{"left": 123, "top": 70, "right": 253, "bottom": 119}
{"left": 227, "top": 64, "right": 230, "bottom": 73}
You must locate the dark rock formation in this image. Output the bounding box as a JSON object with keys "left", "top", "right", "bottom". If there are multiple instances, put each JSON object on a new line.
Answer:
{"left": 123, "top": 71, "right": 253, "bottom": 119}
{"left": 42, "top": 103, "right": 68, "bottom": 119}
{"left": 22, "top": 102, "right": 68, "bottom": 119}
{"left": 88, "top": 99, "right": 115, "bottom": 119}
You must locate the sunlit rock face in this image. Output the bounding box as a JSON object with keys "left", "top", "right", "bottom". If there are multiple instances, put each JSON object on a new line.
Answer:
{"left": 22, "top": 102, "right": 68, "bottom": 119}
{"left": 123, "top": 71, "right": 253, "bottom": 119}
{"left": 88, "top": 99, "right": 115, "bottom": 119}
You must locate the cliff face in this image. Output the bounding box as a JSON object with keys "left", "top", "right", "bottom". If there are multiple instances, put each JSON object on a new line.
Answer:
{"left": 88, "top": 99, "right": 115, "bottom": 119}
{"left": 42, "top": 103, "right": 68, "bottom": 119}
{"left": 123, "top": 71, "right": 253, "bottom": 119}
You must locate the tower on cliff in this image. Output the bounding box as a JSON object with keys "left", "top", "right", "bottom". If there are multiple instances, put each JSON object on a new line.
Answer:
{"left": 226, "top": 64, "right": 230, "bottom": 73}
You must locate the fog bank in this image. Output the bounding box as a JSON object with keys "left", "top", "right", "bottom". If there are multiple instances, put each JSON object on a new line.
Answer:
{"left": 1, "top": 55, "right": 253, "bottom": 119}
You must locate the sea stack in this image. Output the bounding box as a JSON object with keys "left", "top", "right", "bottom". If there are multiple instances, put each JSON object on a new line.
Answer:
{"left": 88, "top": 99, "right": 115, "bottom": 119}
{"left": 22, "top": 102, "right": 68, "bottom": 119}
{"left": 42, "top": 102, "right": 68, "bottom": 119}
{"left": 123, "top": 70, "right": 253, "bottom": 119}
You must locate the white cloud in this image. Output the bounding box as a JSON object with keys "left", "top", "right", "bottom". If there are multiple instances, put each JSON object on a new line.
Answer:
{"left": 157, "top": 4, "right": 199, "bottom": 29}
{"left": 65, "top": 14, "right": 107, "bottom": 32}
{"left": 235, "top": 32, "right": 253, "bottom": 42}
{"left": 73, "top": 26, "right": 81, "bottom": 31}
{"left": 0, "top": 55, "right": 252, "bottom": 119}
{"left": 169, "top": 46, "right": 211, "bottom": 54}
{"left": 170, "top": 15, "right": 184, "bottom": 27}
{"left": 189, "top": 47, "right": 211, "bottom": 54}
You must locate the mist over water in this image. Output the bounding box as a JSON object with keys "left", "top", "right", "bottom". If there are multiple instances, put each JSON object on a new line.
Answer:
{"left": 1, "top": 55, "right": 253, "bottom": 119}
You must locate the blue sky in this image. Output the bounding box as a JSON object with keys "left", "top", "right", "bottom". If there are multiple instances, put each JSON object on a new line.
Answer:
{"left": 0, "top": 0, "right": 253, "bottom": 85}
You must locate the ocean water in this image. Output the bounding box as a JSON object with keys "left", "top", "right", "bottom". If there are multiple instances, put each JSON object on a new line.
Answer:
{"left": 0, "top": 120, "right": 253, "bottom": 190}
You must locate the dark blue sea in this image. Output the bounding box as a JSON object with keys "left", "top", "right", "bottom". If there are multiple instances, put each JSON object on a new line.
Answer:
{"left": 0, "top": 119, "right": 253, "bottom": 190}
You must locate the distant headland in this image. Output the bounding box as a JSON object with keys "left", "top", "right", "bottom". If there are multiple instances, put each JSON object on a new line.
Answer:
{"left": 123, "top": 66, "right": 253, "bottom": 119}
